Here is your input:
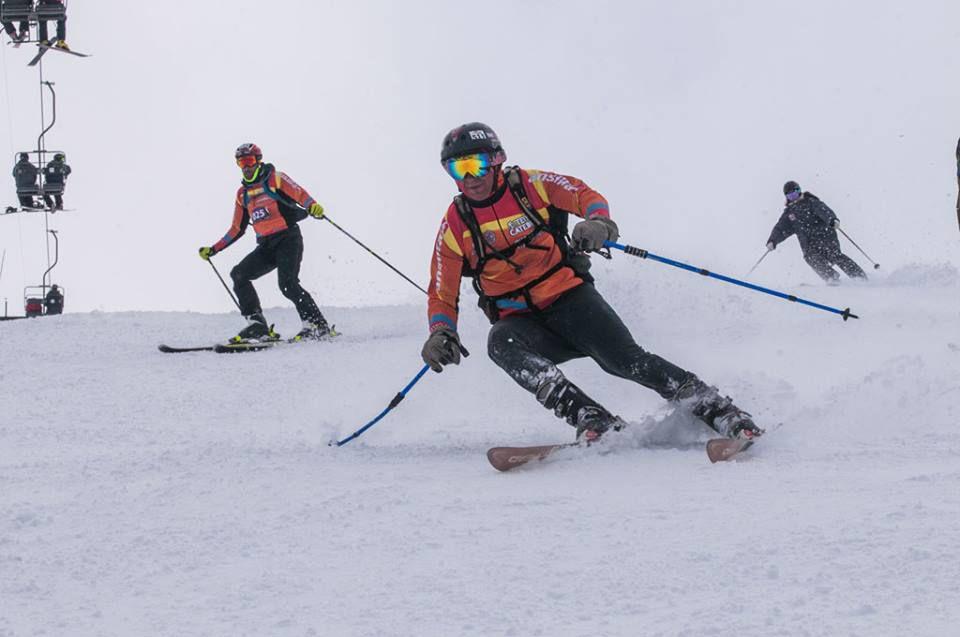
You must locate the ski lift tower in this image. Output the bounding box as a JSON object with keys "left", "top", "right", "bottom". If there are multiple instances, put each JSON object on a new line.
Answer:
{"left": 0, "top": 0, "right": 88, "bottom": 317}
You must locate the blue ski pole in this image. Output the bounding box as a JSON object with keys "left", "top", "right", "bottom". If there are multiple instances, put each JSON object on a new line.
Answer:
{"left": 332, "top": 364, "right": 431, "bottom": 447}
{"left": 332, "top": 342, "right": 470, "bottom": 447}
{"left": 604, "top": 241, "right": 859, "bottom": 321}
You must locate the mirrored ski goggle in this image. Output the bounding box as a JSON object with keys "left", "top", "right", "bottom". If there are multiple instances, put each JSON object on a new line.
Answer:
{"left": 785, "top": 189, "right": 802, "bottom": 202}
{"left": 236, "top": 155, "right": 259, "bottom": 168}
{"left": 444, "top": 153, "right": 493, "bottom": 181}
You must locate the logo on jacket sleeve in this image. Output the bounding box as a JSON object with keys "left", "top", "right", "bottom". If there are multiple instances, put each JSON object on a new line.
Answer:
{"left": 529, "top": 172, "right": 578, "bottom": 192}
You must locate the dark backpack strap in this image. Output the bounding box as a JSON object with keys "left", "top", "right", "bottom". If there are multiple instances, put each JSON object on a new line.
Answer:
{"left": 504, "top": 166, "right": 548, "bottom": 233}
{"left": 454, "top": 194, "right": 486, "bottom": 276}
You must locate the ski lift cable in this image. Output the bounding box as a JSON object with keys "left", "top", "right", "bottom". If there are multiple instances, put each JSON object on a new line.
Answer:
{"left": 0, "top": 36, "right": 15, "bottom": 157}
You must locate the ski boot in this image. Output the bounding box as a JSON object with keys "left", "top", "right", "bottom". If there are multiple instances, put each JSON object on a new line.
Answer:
{"left": 674, "top": 378, "right": 764, "bottom": 440}
{"left": 230, "top": 312, "right": 279, "bottom": 344}
{"left": 535, "top": 375, "right": 625, "bottom": 444}
{"left": 54, "top": 40, "right": 70, "bottom": 51}
{"left": 289, "top": 320, "right": 338, "bottom": 343}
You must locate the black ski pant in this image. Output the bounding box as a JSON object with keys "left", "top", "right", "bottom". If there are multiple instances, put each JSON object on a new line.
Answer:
{"left": 487, "top": 282, "right": 695, "bottom": 405}
{"left": 17, "top": 193, "right": 36, "bottom": 208}
{"left": 42, "top": 194, "right": 63, "bottom": 210}
{"left": 38, "top": 16, "right": 65, "bottom": 42}
{"left": 802, "top": 237, "right": 866, "bottom": 282}
{"left": 2, "top": 20, "right": 27, "bottom": 38}
{"left": 230, "top": 225, "right": 326, "bottom": 325}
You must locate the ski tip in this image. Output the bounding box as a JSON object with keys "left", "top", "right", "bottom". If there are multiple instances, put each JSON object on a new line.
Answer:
{"left": 706, "top": 438, "right": 753, "bottom": 463}
{"left": 486, "top": 444, "right": 570, "bottom": 472}
{"left": 486, "top": 448, "right": 507, "bottom": 470}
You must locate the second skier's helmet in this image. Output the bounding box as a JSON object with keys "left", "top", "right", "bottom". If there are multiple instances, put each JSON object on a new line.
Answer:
{"left": 18, "top": 152, "right": 28, "bottom": 161}
{"left": 235, "top": 143, "right": 262, "bottom": 162}
{"left": 783, "top": 180, "right": 801, "bottom": 195}
{"left": 440, "top": 122, "right": 506, "bottom": 164}
{"left": 53, "top": 153, "right": 65, "bottom": 162}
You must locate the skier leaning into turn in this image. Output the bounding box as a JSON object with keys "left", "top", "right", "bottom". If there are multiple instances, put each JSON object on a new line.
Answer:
{"left": 421, "top": 122, "right": 764, "bottom": 443}
{"left": 199, "top": 143, "right": 333, "bottom": 343}
{"left": 766, "top": 181, "right": 867, "bottom": 284}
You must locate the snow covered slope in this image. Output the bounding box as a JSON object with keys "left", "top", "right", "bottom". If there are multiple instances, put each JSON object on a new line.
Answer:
{"left": 2, "top": 262, "right": 959, "bottom": 636}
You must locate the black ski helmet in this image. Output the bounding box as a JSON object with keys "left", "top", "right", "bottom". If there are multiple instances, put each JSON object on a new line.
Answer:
{"left": 53, "top": 153, "right": 65, "bottom": 162}
{"left": 783, "top": 180, "right": 801, "bottom": 195}
{"left": 18, "top": 152, "right": 28, "bottom": 161}
{"left": 440, "top": 122, "right": 506, "bottom": 164}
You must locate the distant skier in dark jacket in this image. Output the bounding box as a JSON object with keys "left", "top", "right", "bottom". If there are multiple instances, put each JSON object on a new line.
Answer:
{"left": 766, "top": 181, "right": 866, "bottom": 283}
{"left": 44, "top": 284, "right": 63, "bottom": 315}
{"left": 42, "top": 152, "right": 70, "bottom": 210}
{"left": 13, "top": 152, "right": 39, "bottom": 208}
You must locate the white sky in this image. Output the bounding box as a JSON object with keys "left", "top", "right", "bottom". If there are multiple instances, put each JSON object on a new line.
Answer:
{"left": 0, "top": 1, "right": 958, "bottom": 314}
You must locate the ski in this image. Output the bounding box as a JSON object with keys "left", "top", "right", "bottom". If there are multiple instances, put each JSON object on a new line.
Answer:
{"left": 3, "top": 206, "right": 54, "bottom": 215}
{"left": 158, "top": 344, "right": 216, "bottom": 353}
{"left": 487, "top": 442, "right": 580, "bottom": 472}
{"left": 28, "top": 41, "right": 89, "bottom": 66}
{"left": 213, "top": 340, "right": 283, "bottom": 354}
{"left": 489, "top": 434, "right": 760, "bottom": 470}
{"left": 706, "top": 437, "right": 754, "bottom": 463}
{"left": 27, "top": 41, "right": 89, "bottom": 66}
{"left": 27, "top": 43, "right": 50, "bottom": 66}
{"left": 44, "top": 45, "right": 89, "bottom": 58}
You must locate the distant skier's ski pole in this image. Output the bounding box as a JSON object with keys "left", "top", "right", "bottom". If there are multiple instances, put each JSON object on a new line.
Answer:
{"left": 836, "top": 227, "right": 880, "bottom": 270}
{"left": 332, "top": 364, "right": 431, "bottom": 447}
{"left": 604, "top": 241, "right": 859, "bottom": 321}
{"left": 206, "top": 259, "right": 242, "bottom": 312}
{"left": 321, "top": 215, "right": 428, "bottom": 295}
{"left": 746, "top": 249, "right": 771, "bottom": 277}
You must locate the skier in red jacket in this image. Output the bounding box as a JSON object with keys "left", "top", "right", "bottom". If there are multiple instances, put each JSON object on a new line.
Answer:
{"left": 199, "top": 143, "right": 333, "bottom": 343}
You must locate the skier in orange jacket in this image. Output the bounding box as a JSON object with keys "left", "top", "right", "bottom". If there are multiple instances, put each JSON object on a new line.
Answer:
{"left": 422, "top": 122, "right": 763, "bottom": 443}
{"left": 199, "top": 143, "right": 332, "bottom": 343}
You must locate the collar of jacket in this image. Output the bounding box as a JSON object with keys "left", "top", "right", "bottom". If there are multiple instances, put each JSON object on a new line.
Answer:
{"left": 241, "top": 162, "right": 274, "bottom": 187}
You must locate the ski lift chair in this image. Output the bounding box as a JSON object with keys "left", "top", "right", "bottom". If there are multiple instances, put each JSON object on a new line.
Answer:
{"left": 23, "top": 284, "right": 63, "bottom": 316}
{"left": 24, "top": 286, "right": 43, "bottom": 317}
{"left": 15, "top": 183, "right": 41, "bottom": 204}
{"left": 29, "top": 1, "right": 68, "bottom": 45}
{"left": 0, "top": 1, "right": 34, "bottom": 22}
{"left": 34, "top": 1, "right": 64, "bottom": 20}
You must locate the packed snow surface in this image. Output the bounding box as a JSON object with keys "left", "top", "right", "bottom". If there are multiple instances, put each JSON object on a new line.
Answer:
{"left": 2, "top": 262, "right": 959, "bottom": 636}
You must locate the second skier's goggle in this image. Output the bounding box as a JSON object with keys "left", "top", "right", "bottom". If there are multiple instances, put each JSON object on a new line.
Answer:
{"left": 785, "top": 189, "right": 802, "bottom": 202}
{"left": 444, "top": 153, "right": 493, "bottom": 181}
{"left": 236, "top": 155, "right": 260, "bottom": 168}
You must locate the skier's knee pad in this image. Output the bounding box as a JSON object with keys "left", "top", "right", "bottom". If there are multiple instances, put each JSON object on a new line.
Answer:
{"left": 486, "top": 320, "right": 520, "bottom": 362}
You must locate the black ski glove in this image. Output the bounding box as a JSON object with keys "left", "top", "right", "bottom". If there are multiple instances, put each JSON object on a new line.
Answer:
{"left": 421, "top": 327, "right": 462, "bottom": 373}
{"left": 571, "top": 217, "right": 619, "bottom": 251}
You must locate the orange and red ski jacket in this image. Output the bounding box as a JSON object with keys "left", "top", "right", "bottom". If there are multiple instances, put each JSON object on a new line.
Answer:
{"left": 212, "top": 163, "right": 317, "bottom": 252}
{"left": 427, "top": 167, "right": 610, "bottom": 333}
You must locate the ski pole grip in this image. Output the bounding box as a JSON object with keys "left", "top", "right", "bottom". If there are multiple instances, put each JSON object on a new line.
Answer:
{"left": 604, "top": 240, "right": 647, "bottom": 258}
